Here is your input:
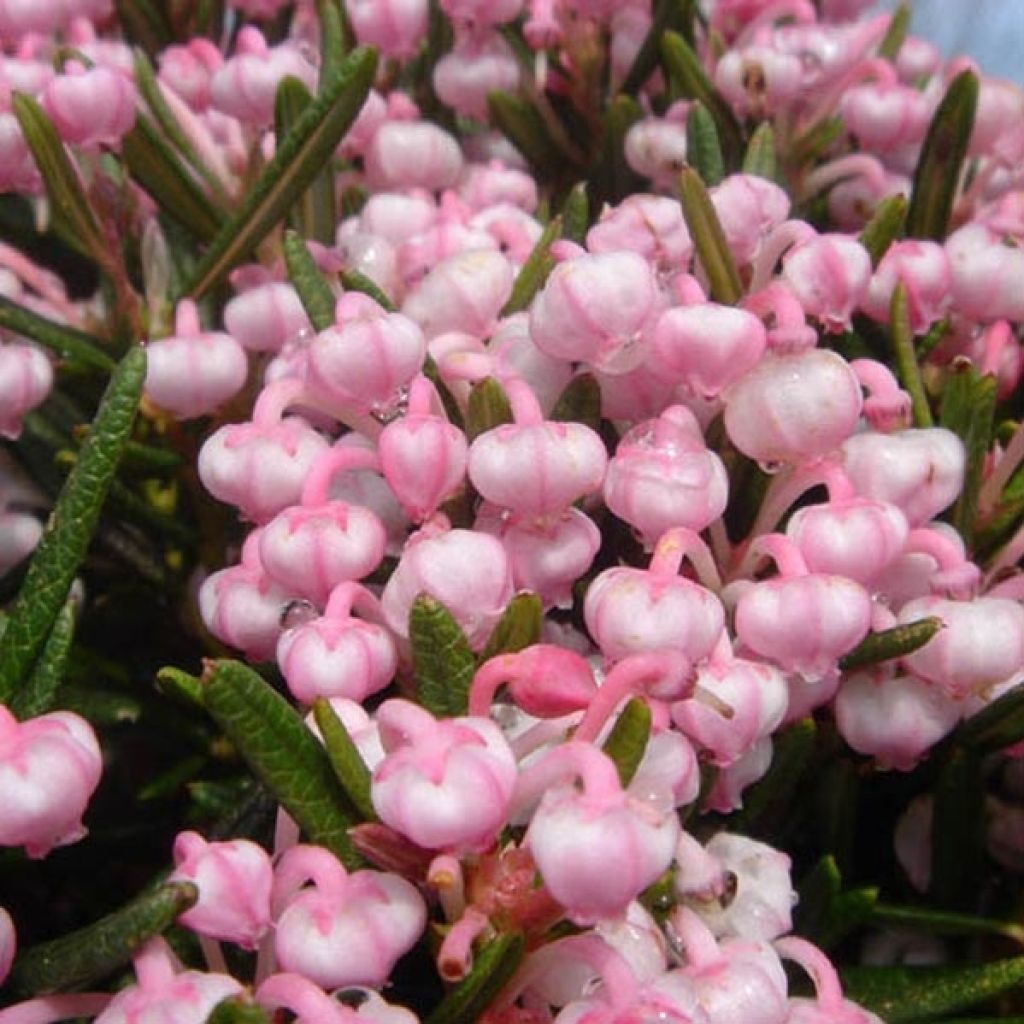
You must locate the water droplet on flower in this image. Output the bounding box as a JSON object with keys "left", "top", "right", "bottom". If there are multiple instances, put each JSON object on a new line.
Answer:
{"left": 280, "top": 599, "right": 318, "bottom": 630}
{"left": 370, "top": 385, "right": 410, "bottom": 425}
{"left": 757, "top": 459, "right": 785, "bottom": 475}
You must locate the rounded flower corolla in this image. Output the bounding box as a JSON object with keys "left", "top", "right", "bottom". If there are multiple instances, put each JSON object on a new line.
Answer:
{"left": 723, "top": 349, "right": 863, "bottom": 466}
{"left": 365, "top": 120, "right": 464, "bottom": 192}
{"left": 273, "top": 844, "right": 426, "bottom": 990}
{"left": 381, "top": 522, "right": 513, "bottom": 650}
{"left": 710, "top": 175, "right": 790, "bottom": 266}
{"left": 945, "top": 222, "right": 1024, "bottom": 323}
{"left": 860, "top": 240, "right": 951, "bottom": 333}
{"left": 41, "top": 60, "right": 136, "bottom": 147}
{"left": 0, "top": 704, "right": 102, "bottom": 859}
{"left": 624, "top": 113, "right": 689, "bottom": 190}
{"left": 586, "top": 194, "right": 693, "bottom": 275}
{"left": 370, "top": 699, "right": 517, "bottom": 852}
{"left": 223, "top": 281, "right": 312, "bottom": 354}
{"left": 840, "top": 80, "right": 930, "bottom": 152}
{"left": 347, "top": 0, "right": 429, "bottom": 59}
{"left": 898, "top": 596, "right": 1024, "bottom": 699}
{"left": 158, "top": 38, "right": 223, "bottom": 111}
{"left": 458, "top": 160, "right": 538, "bottom": 212}
{"left": 486, "top": 313, "right": 573, "bottom": 415}
{"left": 529, "top": 249, "right": 660, "bottom": 374}
{"left": 780, "top": 234, "right": 871, "bottom": 332}
{"left": 433, "top": 31, "right": 519, "bottom": 121}
{"left": 169, "top": 830, "right": 273, "bottom": 949}
{"left": 715, "top": 45, "right": 802, "bottom": 119}
{"left": 0, "top": 113, "right": 40, "bottom": 194}
{"left": 0, "top": 0, "right": 63, "bottom": 40}
{"left": 144, "top": 301, "right": 248, "bottom": 421}
{"left": 0, "top": 341, "right": 52, "bottom": 439}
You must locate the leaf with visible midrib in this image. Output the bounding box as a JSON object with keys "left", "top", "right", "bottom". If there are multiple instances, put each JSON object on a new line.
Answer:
{"left": 410, "top": 595, "right": 477, "bottom": 718}
{"left": 283, "top": 229, "right": 336, "bottom": 331}
{"left": 0, "top": 294, "right": 113, "bottom": 372}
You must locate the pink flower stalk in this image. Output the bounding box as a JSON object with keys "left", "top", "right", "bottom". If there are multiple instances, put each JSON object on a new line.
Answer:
{"left": 0, "top": 905, "right": 13, "bottom": 987}
{"left": 169, "top": 830, "right": 273, "bottom": 950}
{"left": 0, "top": 341, "right": 52, "bottom": 439}
{"left": 470, "top": 643, "right": 597, "bottom": 719}
{"left": 307, "top": 292, "right": 427, "bottom": 421}
{"left": 370, "top": 699, "right": 518, "bottom": 852}
{"left": 514, "top": 741, "right": 680, "bottom": 923}
{"left": 41, "top": 60, "right": 136, "bottom": 147}
{"left": 780, "top": 233, "right": 871, "bottom": 332}
{"left": 835, "top": 669, "right": 962, "bottom": 771}
{"left": 257, "top": 444, "right": 387, "bottom": 607}
{"left": 529, "top": 248, "right": 661, "bottom": 375}
{"left": 347, "top": 0, "right": 430, "bottom": 59}
{"left": 849, "top": 359, "right": 911, "bottom": 432}
{"left": 0, "top": 704, "right": 102, "bottom": 858}
{"left": 158, "top": 38, "right": 224, "bottom": 111}
{"left": 257, "top": 973, "right": 419, "bottom": 1024}
{"left": 144, "top": 300, "right": 248, "bottom": 421}
{"left": 198, "top": 379, "right": 331, "bottom": 524}
{"left": 898, "top": 595, "right": 1024, "bottom": 699}
{"left": 734, "top": 534, "right": 872, "bottom": 679}
{"left": 223, "top": 280, "right": 313, "bottom": 354}
{"left": 381, "top": 520, "right": 513, "bottom": 650}
{"left": 272, "top": 844, "right": 426, "bottom": 989}
{"left": 365, "top": 120, "right": 464, "bottom": 192}
{"left": 776, "top": 936, "right": 885, "bottom": 1023}
{"left": 584, "top": 527, "right": 725, "bottom": 666}
{"left": 841, "top": 427, "right": 965, "bottom": 526}
{"left": 434, "top": 31, "right": 520, "bottom": 121}
{"left": 723, "top": 349, "right": 863, "bottom": 466}
{"left": 277, "top": 581, "right": 397, "bottom": 704}
{"left": 379, "top": 374, "right": 468, "bottom": 521}
{"left": 716, "top": 45, "right": 803, "bottom": 120}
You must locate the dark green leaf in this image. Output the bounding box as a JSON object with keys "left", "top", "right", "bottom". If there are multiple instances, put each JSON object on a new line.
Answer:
{"left": 0, "top": 346, "right": 145, "bottom": 702}
{"left": 340, "top": 268, "right": 396, "bottom": 310}
{"left": 686, "top": 103, "right": 724, "bottom": 186}
{"left": 957, "top": 680, "right": 1024, "bottom": 753}
{"left": 906, "top": 71, "right": 978, "bottom": 241}
{"left": 890, "top": 282, "right": 935, "bottom": 429}
{"left": 156, "top": 665, "right": 205, "bottom": 708}
{"left": 550, "top": 373, "right": 601, "bottom": 432}
{"left": 58, "top": 683, "right": 143, "bottom": 726}
{"left": 795, "top": 855, "right": 878, "bottom": 951}
{"left": 878, "top": 2, "right": 911, "bottom": 61}
{"left": 621, "top": 0, "right": 696, "bottom": 95}
{"left": 733, "top": 718, "right": 816, "bottom": 833}
{"left": 312, "top": 697, "right": 377, "bottom": 822}
{"left": 932, "top": 748, "right": 985, "bottom": 909}
{"left": 466, "top": 377, "right": 513, "bottom": 441}
{"left": 283, "top": 229, "right": 337, "bottom": 331}
{"left": 410, "top": 595, "right": 477, "bottom": 718}
{"left": 870, "top": 903, "right": 1024, "bottom": 945}
{"left": 425, "top": 932, "right": 526, "bottom": 1024}
{"left": 502, "top": 216, "right": 561, "bottom": 315}
{"left": 183, "top": 47, "right": 377, "bottom": 298}
{"left": 316, "top": 0, "right": 352, "bottom": 89}
{"left": 114, "top": 0, "right": 171, "bottom": 55}
{"left": 423, "top": 354, "right": 464, "bottom": 429}
{"left": 202, "top": 659, "right": 364, "bottom": 868}
{"left": 678, "top": 166, "right": 742, "bottom": 304}
{"left": 742, "top": 122, "right": 777, "bottom": 181}
{"left": 0, "top": 294, "right": 114, "bottom": 373}
{"left": 561, "top": 181, "right": 590, "bottom": 244}
{"left": 841, "top": 957, "right": 1024, "bottom": 1024}
{"left": 859, "top": 193, "right": 907, "bottom": 267}
{"left": 481, "top": 593, "right": 544, "bottom": 661}
{"left": 9, "top": 596, "right": 75, "bottom": 718}
{"left": 839, "top": 617, "right": 943, "bottom": 672}
{"left": 602, "top": 697, "right": 652, "bottom": 787}
{"left": 487, "top": 92, "right": 572, "bottom": 175}
{"left": 593, "top": 94, "right": 644, "bottom": 207}
{"left": 10, "top": 881, "right": 197, "bottom": 995}
{"left": 207, "top": 997, "right": 272, "bottom": 1024}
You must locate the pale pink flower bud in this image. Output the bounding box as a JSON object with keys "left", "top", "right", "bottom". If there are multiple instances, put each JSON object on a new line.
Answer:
{"left": 402, "top": 248, "right": 514, "bottom": 339}
{"left": 0, "top": 704, "right": 102, "bottom": 858}
{"left": 946, "top": 222, "right": 1024, "bottom": 323}
{"left": 704, "top": 735, "right": 772, "bottom": 813}
{"left": 840, "top": 81, "right": 930, "bottom": 151}
{"left": 0, "top": 0, "right": 63, "bottom": 41}
{"left": 397, "top": 216, "right": 497, "bottom": 288}
{"left": 158, "top": 39, "right": 223, "bottom": 111}
{"left": 604, "top": 406, "right": 729, "bottom": 547}
{"left": 710, "top": 175, "right": 790, "bottom": 266}
{"left": 347, "top": 0, "right": 429, "bottom": 59}
{"left": 41, "top": 60, "right": 136, "bottom": 147}
{"left": 781, "top": 234, "right": 871, "bottom": 332}
{"left": 224, "top": 281, "right": 312, "bottom": 354}
{"left": 273, "top": 844, "right": 426, "bottom": 989}
{"left": 835, "top": 669, "right": 962, "bottom": 771}
{"left": 970, "top": 73, "right": 1024, "bottom": 158}
{"left": 861, "top": 240, "right": 952, "bottom": 334}
{"left": 169, "top": 830, "right": 273, "bottom": 949}
{"left": 371, "top": 699, "right": 517, "bottom": 852}
{"left": 434, "top": 31, "right": 519, "bottom": 122}
{"left": 624, "top": 113, "right": 689, "bottom": 190}
{"left": 0, "top": 341, "right": 52, "bottom": 439}
{"left": 0, "top": 906, "right": 13, "bottom": 987}
{"left": 529, "top": 249, "right": 660, "bottom": 374}
{"left": 651, "top": 304, "right": 766, "bottom": 399}
{"left": 723, "top": 350, "right": 862, "bottom": 466}
{"left": 827, "top": 167, "right": 909, "bottom": 231}
{"left": 458, "top": 160, "right": 538, "bottom": 212}
{"left": 0, "top": 509, "right": 40, "bottom": 576}
{"left": 277, "top": 582, "right": 397, "bottom": 704}
{"left": 144, "top": 301, "right": 248, "bottom": 420}
{"left": 841, "top": 428, "right": 965, "bottom": 527}
{"left": 382, "top": 521, "right": 513, "bottom": 649}
{"left": 716, "top": 45, "right": 802, "bottom": 119}
{"left": 365, "top": 120, "right": 464, "bottom": 192}
{"left": 586, "top": 195, "right": 693, "bottom": 275}
{"left": 595, "top": 361, "right": 678, "bottom": 422}
{"left": 355, "top": 191, "right": 438, "bottom": 245}
{"left": 898, "top": 596, "right": 1024, "bottom": 700}
{"left": 0, "top": 112, "right": 40, "bottom": 193}
{"left": 629, "top": 728, "right": 701, "bottom": 809}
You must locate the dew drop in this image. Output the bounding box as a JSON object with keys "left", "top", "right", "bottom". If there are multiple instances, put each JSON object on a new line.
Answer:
{"left": 280, "top": 598, "right": 319, "bottom": 630}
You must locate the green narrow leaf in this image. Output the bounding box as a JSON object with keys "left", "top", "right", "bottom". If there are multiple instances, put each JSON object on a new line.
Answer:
{"left": 481, "top": 593, "right": 544, "bottom": 661}
{"left": 815, "top": 757, "right": 859, "bottom": 874}
{"left": 620, "top": 0, "right": 695, "bottom": 95}
{"left": 9, "top": 596, "right": 75, "bottom": 719}
{"left": 340, "top": 268, "right": 396, "bottom": 310}
{"left": 155, "top": 665, "right": 205, "bottom": 708}
{"left": 561, "top": 181, "right": 590, "bottom": 244}
{"left": 870, "top": 903, "right": 1024, "bottom": 945}
{"left": 423, "top": 354, "right": 464, "bottom": 430}
{"left": 732, "top": 718, "right": 816, "bottom": 833}
{"left": 660, "top": 31, "right": 742, "bottom": 169}
{"left": 932, "top": 748, "right": 985, "bottom": 909}
{"left": 841, "top": 957, "right": 1024, "bottom": 1024}
{"left": 890, "top": 282, "right": 935, "bottom": 429}
{"left": 957, "top": 681, "right": 1024, "bottom": 754}
{"left": 10, "top": 881, "right": 197, "bottom": 996}
{"left": 877, "top": 2, "right": 911, "bottom": 61}
{"left": 941, "top": 360, "right": 997, "bottom": 546}
{"left": 550, "top": 373, "right": 601, "bottom": 432}
{"left": 425, "top": 932, "right": 526, "bottom": 1024}
{"left": 795, "top": 860, "right": 880, "bottom": 952}
{"left": 906, "top": 70, "right": 979, "bottom": 241}
{"left": 741, "top": 122, "right": 777, "bottom": 181}
{"left": 312, "top": 697, "right": 377, "bottom": 822}
{"left": 410, "top": 595, "right": 477, "bottom": 718}
{"left": 275, "top": 76, "right": 337, "bottom": 245}
{"left": 202, "top": 659, "right": 364, "bottom": 868}
{"left": 678, "top": 167, "right": 742, "bottom": 304}
{"left": 316, "top": 0, "right": 352, "bottom": 88}
{"left": 860, "top": 193, "right": 907, "bottom": 267}
{"left": 602, "top": 697, "right": 652, "bottom": 787}
{"left": 121, "top": 439, "right": 183, "bottom": 476}
{"left": 838, "top": 617, "right": 943, "bottom": 672}
{"left": 0, "top": 294, "right": 114, "bottom": 372}
{"left": 12, "top": 92, "right": 107, "bottom": 260}
{"left": 466, "top": 377, "right": 514, "bottom": 441}
{"left": 487, "top": 91, "right": 570, "bottom": 174}
{"left": 686, "top": 103, "right": 724, "bottom": 186}
{"left": 207, "top": 997, "right": 272, "bottom": 1024}
{"left": 183, "top": 46, "right": 377, "bottom": 298}
{"left": 0, "top": 346, "right": 145, "bottom": 702}
{"left": 501, "top": 216, "right": 562, "bottom": 315}
{"left": 283, "top": 229, "right": 337, "bottom": 331}
{"left": 594, "top": 94, "right": 644, "bottom": 207}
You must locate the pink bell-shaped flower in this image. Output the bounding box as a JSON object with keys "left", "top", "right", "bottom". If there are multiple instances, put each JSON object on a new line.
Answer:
{"left": 586, "top": 194, "right": 693, "bottom": 275}
{"left": 365, "top": 119, "right": 464, "bottom": 191}
{"left": 0, "top": 340, "right": 52, "bottom": 439}
{"left": 780, "top": 233, "right": 871, "bottom": 333}
{"left": 144, "top": 301, "right": 248, "bottom": 421}
{"left": 158, "top": 38, "right": 223, "bottom": 112}
{"left": 223, "top": 280, "right": 313, "bottom": 354}
{"left": 840, "top": 79, "right": 930, "bottom": 152}
{"left": 861, "top": 240, "right": 952, "bottom": 334}
{"left": 710, "top": 175, "right": 790, "bottom": 266}
{"left": 715, "top": 45, "right": 802, "bottom": 120}
{"left": 347, "top": 0, "right": 430, "bottom": 59}
{"left": 624, "top": 111, "right": 690, "bottom": 190}
{"left": 946, "top": 222, "right": 1024, "bottom": 323}
{"left": 277, "top": 582, "right": 397, "bottom": 704}
{"left": 41, "top": 60, "right": 136, "bottom": 147}
{"left": 370, "top": 699, "right": 517, "bottom": 852}
{"left": 272, "top": 844, "right": 426, "bottom": 989}
{"left": 169, "top": 830, "right": 273, "bottom": 950}
{"left": 433, "top": 31, "right": 520, "bottom": 121}
{"left": 0, "top": 704, "right": 102, "bottom": 858}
